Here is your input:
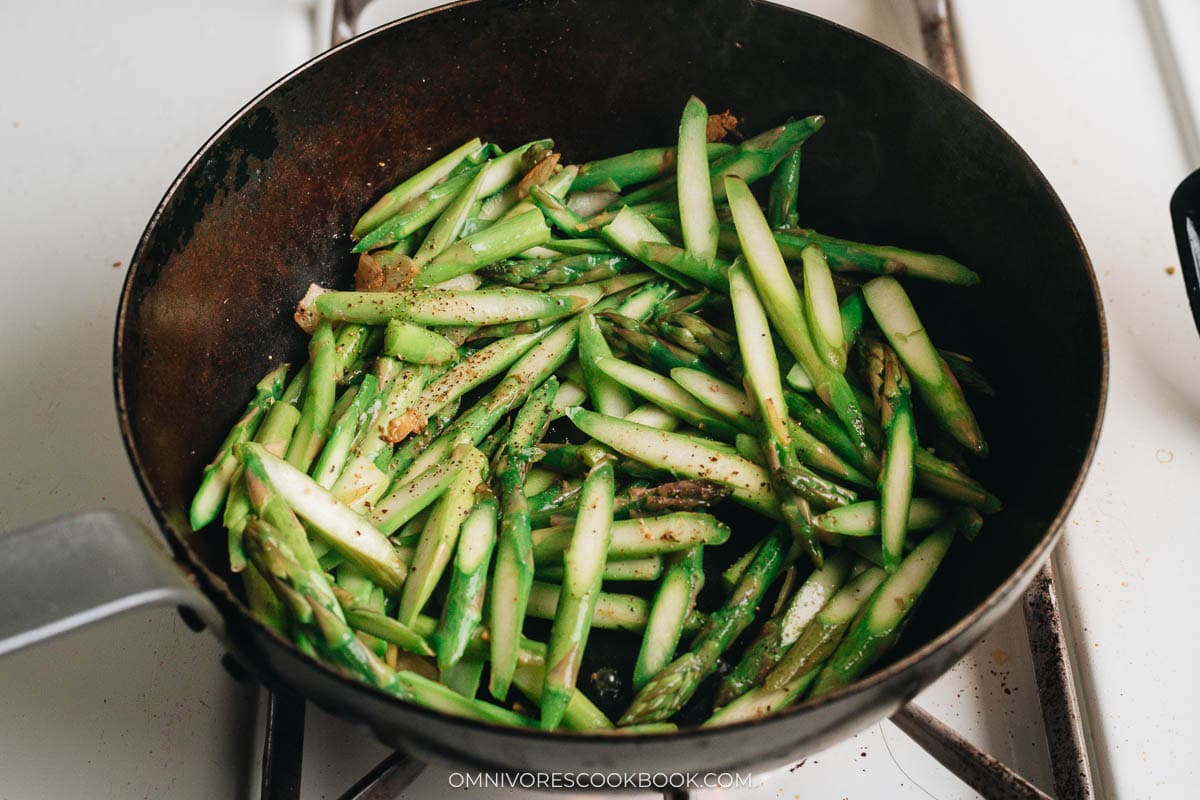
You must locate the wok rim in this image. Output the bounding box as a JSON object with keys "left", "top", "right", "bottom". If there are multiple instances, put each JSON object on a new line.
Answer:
{"left": 112, "top": 0, "right": 1109, "bottom": 746}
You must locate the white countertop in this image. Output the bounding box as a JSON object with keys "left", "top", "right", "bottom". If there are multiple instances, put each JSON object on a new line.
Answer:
{"left": 1, "top": 1, "right": 1194, "bottom": 798}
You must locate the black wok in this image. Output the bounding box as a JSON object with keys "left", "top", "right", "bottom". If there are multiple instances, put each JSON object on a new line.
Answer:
{"left": 0, "top": 0, "right": 1105, "bottom": 780}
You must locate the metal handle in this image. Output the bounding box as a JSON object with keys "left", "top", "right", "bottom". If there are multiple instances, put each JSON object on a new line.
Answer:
{"left": 1171, "top": 168, "right": 1200, "bottom": 337}
{"left": 0, "top": 511, "right": 219, "bottom": 657}
{"left": 330, "top": 0, "right": 376, "bottom": 46}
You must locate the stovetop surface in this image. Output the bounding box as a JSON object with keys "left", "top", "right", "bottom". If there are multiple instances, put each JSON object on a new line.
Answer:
{"left": 2, "top": 1, "right": 1195, "bottom": 797}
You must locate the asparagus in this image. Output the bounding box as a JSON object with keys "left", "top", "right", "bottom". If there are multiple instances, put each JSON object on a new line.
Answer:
{"left": 329, "top": 363, "right": 432, "bottom": 510}
{"left": 530, "top": 183, "right": 594, "bottom": 238}
{"left": 715, "top": 551, "right": 853, "bottom": 706}
{"left": 621, "top": 116, "right": 825, "bottom": 206}
{"left": 840, "top": 291, "right": 867, "bottom": 349}
{"left": 703, "top": 667, "right": 820, "bottom": 726}
{"left": 397, "top": 446, "right": 488, "bottom": 624}
{"left": 354, "top": 139, "right": 552, "bottom": 252}
{"left": 594, "top": 356, "right": 740, "bottom": 442}
{"left": 810, "top": 523, "right": 957, "bottom": 696}
{"left": 763, "top": 564, "right": 887, "bottom": 690}
{"left": 435, "top": 490, "right": 498, "bottom": 671}
{"left": 536, "top": 555, "right": 664, "bottom": 583}
{"left": 727, "top": 258, "right": 822, "bottom": 565}
{"left": 599, "top": 314, "right": 719, "bottom": 377}
{"left": 523, "top": 581, "right": 703, "bottom": 633}
{"left": 529, "top": 478, "right": 730, "bottom": 528}
{"left": 342, "top": 603, "right": 435, "bottom": 657}
{"left": 633, "top": 547, "right": 704, "bottom": 691}
{"left": 312, "top": 374, "right": 379, "bottom": 489}
{"left": 579, "top": 312, "right": 635, "bottom": 418}
{"left": 482, "top": 253, "right": 635, "bottom": 289}
{"left": 410, "top": 329, "right": 547, "bottom": 420}
{"left": 190, "top": 364, "right": 287, "bottom": 530}
{"left": 725, "top": 176, "right": 869, "bottom": 456}
{"left": 285, "top": 320, "right": 337, "bottom": 472}
{"left": 865, "top": 338, "right": 918, "bottom": 570}
{"left": 239, "top": 442, "right": 407, "bottom": 593}
{"left": 677, "top": 96, "right": 720, "bottom": 263}
{"left": 572, "top": 142, "right": 734, "bottom": 192}
{"left": 620, "top": 529, "right": 788, "bottom": 724}
{"left": 541, "top": 449, "right": 616, "bottom": 728}
{"left": 414, "top": 209, "right": 552, "bottom": 286}
{"left": 657, "top": 312, "right": 738, "bottom": 364}
{"left": 353, "top": 137, "right": 482, "bottom": 239}
{"left": 567, "top": 408, "right": 778, "bottom": 517}
{"left": 370, "top": 442, "right": 477, "bottom": 535}
{"left": 489, "top": 379, "right": 560, "bottom": 700}
{"left": 314, "top": 286, "right": 588, "bottom": 327}
{"left": 602, "top": 207, "right": 726, "bottom": 290}
{"left": 767, "top": 145, "right": 802, "bottom": 229}
{"left": 410, "top": 162, "right": 489, "bottom": 267}
{"left": 381, "top": 320, "right": 458, "bottom": 364}
{"left": 722, "top": 540, "right": 762, "bottom": 593}
{"left": 815, "top": 497, "right": 945, "bottom": 536}
{"left": 801, "top": 245, "right": 846, "bottom": 372}
{"left": 512, "top": 662, "right": 614, "bottom": 731}
{"left": 862, "top": 277, "right": 986, "bottom": 455}
{"left": 531, "top": 512, "right": 729, "bottom": 563}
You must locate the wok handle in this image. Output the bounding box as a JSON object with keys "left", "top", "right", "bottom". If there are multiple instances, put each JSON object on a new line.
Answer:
{"left": 330, "top": 0, "right": 375, "bottom": 46}
{"left": 1171, "top": 168, "right": 1200, "bottom": 337}
{"left": 0, "top": 510, "right": 219, "bottom": 657}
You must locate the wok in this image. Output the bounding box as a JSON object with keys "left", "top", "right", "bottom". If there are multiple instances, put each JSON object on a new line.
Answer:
{"left": 0, "top": 0, "right": 1105, "bottom": 780}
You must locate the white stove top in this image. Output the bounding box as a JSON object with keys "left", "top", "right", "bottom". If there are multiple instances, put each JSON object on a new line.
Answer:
{"left": 1, "top": 1, "right": 1194, "bottom": 797}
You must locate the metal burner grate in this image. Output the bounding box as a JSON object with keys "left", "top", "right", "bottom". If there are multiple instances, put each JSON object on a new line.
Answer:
{"left": 254, "top": 3, "right": 1095, "bottom": 798}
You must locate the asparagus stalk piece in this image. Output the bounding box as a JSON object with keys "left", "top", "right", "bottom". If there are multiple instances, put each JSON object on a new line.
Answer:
{"left": 573, "top": 143, "right": 734, "bottom": 192}
{"left": 725, "top": 176, "right": 869, "bottom": 456}
{"left": 715, "top": 550, "right": 853, "bottom": 706}
{"left": 862, "top": 277, "right": 987, "bottom": 455}
{"left": 840, "top": 291, "right": 867, "bottom": 349}
{"left": 531, "top": 512, "right": 729, "bottom": 563}
{"left": 240, "top": 442, "right": 407, "bottom": 593}
{"left": 668, "top": 368, "right": 756, "bottom": 430}
{"left": 763, "top": 564, "right": 887, "bottom": 690}
{"left": 530, "top": 183, "right": 594, "bottom": 238}
{"left": 414, "top": 209, "right": 552, "bottom": 286}
{"left": 704, "top": 667, "right": 820, "bottom": 726}
{"left": 397, "top": 446, "right": 488, "bottom": 624}
{"left": 353, "top": 138, "right": 483, "bottom": 239}
{"left": 489, "top": 379, "right": 560, "bottom": 701}
{"left": 410, "top": 163, "right": 489, "bottom": 267}
{"left": 579, "top": 312, "right": 635, "bottom": 417}
{"left": 677, "top": 96, "right": 720, "bottom": 263}
{"left": 621, "top": 116, "right": 826, "bottom": 206}
{"left": 411, "top": 329, "right": 547, "bottom": 419}
{"left": 312, "top": 374, "right": 379, "bottom": 489}
{"left": 567, "top": 408, "right": 778, "bottom": 517}
{"left": 190, "top": 364, "right": 288, "bottom": 530}
{"left": 227, "top": 399, "right": 303, "bottom": 571}
{"left": 435, "top": 490, "right": 498, "bottom": 670}
{"left": 801, "top": 245, "right": 846, "bottom": 372}
{"left": 594, "top": 356, "right": 740, "bottom": 442}
{"left": 529, "top": 478, "right": 729, "bottom": 528}
{"left": 482, "top": 253, "right": 635, "bottom": 289}
{"left": 815, "top": 497, "right": 945, "bottom": 536}
{"left": 810, "top": 523, "right": 957, "bottom": 696}
{"left": 599, "top": 314, "right": 719, "bottom": 377}
{"left": 314, "top": 286, "right": 588, "bottom": 327}
{"left": 727, "top": 258, "right": 821, "bottom": 565}
{"left": 767, "top": 145, "right": 802, "bottom": 229}
{"left": 541, "top": 450, "right": 616, "bottom": 729}
{"left": 620, "top": 530, "right": 788, "bottom": 724}
{"left": 370, "top": 442, "right": 477, "bottom": 535}
{"left": 865, "top": 338, "right": 918, "bottom": 570}
{"left": 536, "top": 555, "right": 664, "bottom": 583}
{"left": 633, "top": 547, "right": 704, "bottom": 691}
{"left": 381, "top": 320, "right": 458, "bottom": 364}
{"left": 285, "top": 320, "right": 337, "bottom": 472}
{"left": 524, "top": 582, "right": 708, "bottom": 633}
{"left": 342, "top": 603, "right": 435, "bottom": 657}
{"left": 512, "top": 662, "right": 614, "bottom": 731}
{"left": 657, "top": 312, "right": 738, "bottom": 364}
{"left": 354, "top": 139, "right": 552, "bottom": 252}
